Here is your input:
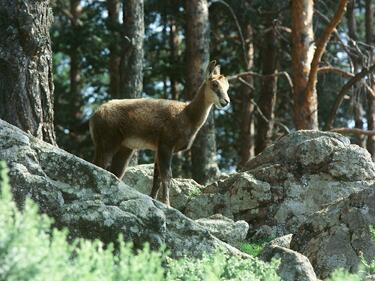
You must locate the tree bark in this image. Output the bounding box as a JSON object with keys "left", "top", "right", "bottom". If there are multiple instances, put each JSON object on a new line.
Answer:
{"left": 0, "top": 0, "right": 56, "bottom": 145}
{"left": 347, "top": 0, "right": 365, "bottom": 147}
{"left": 107, "top": 0, "right": 121, "bottom": 98}
{"left": 186, "top": 0, "right": 219, "bottom": 184}
{"left": 291, "top": 0, "right": 317, "bottom": 130}
{"left": 69, "top": 0, "right": 81, "bottom": 114}
{"left": 366, "top": 0, "right": 375, "bottom": 158}
{"left": 120, "top": 0, "right": 144, "bottom": 99}
{"left": 255, "top": 19, "right": 278, "bottom": 155}
{"left": 169, "top": 15, "right": 180, "bottom": 100}
{"left": 239, "top": 24, "right": 255, "bottom": 166}
{"left": 120, "top": 0, "right": 144, "bottom": 165}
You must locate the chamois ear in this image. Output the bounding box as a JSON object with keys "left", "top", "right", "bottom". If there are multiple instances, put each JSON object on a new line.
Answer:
{"left": 212, "top": 65, "right": 221, "bottom": 75}
{"left": 205, "top": 60, "right": 217, "bottom": 80}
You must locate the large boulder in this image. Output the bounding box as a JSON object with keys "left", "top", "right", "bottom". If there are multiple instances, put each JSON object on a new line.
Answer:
{"left": 260, "top": 245, "right": 318, "bottom": 281}
{"left": 0, "top": 119, "right": 245, "bottom": 258}
{"left": 185, "top": 131, "right": 375, "bottom": 237}
{"left": 195, "top": 214, "right": 249, "bottom": 247}
{"left": 290, "top": 188, "right": 375, "bottom": 279}
{"left": 123, "top": 164, "right": 203, "bottom": 212}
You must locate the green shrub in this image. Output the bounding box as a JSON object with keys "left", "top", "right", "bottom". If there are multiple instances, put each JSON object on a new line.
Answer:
{"left": 239, "top": 239, "right": 272, "bottom": 257}
{"left": 0, "top": 161, "right": 281, "bottom": 281}
{"left": 327, "top": 269, "right": 361, "bottom": 281}
{"left": 167, "top": 253, "right": 281, "bottom": 281}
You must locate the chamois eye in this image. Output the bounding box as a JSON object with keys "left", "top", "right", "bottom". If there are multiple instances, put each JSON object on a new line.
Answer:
{"left": 212, "top": 82, "right": 219, "bottom": 88}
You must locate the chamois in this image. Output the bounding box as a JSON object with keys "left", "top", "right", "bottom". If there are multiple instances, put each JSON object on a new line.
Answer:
{"left": 89, "top": 60, "right": 230, "bottom": 206}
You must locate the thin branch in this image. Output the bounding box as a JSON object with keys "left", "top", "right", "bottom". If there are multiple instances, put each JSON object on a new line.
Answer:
{"left": 229, "top": 71, "right": 294, "bottom": 97}
{"left": 236, "top": 78, "right": 291, "bottom": 134}
{"left": 306, "top": 0, "right": 349, "bottom": 97}
{"left": 330, "top": 127, "right": 375, "bottom": 136}
{"left": 325, "top": 64, "right": 375, "bottom": 130}
{"left": 209, "top": 0, "right": 248, "bottom": 65}
{"left": 318, "top": 66, "right": 375, "bottom": 96}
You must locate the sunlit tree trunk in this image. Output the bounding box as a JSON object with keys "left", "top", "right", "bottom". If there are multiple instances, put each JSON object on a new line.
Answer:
{"left": 239, "top": 24, "right": 255, "bottom": 166}
{"left": 255, "top": 18, "right": 278, "bottom": 155}
{"left": 291, "top": 0, "right": 318, "bottom": 130}
{"left": 107, "top": 0, "right": 121, "bottom": 98}
{"left": 366, "top": 0, "right": 375, "bottom": 158}
{"left": 186, "top": 0, "right": 219, "bottom": 184}
{"left": 0, "top": 0, "right": 56, "bottom": 144}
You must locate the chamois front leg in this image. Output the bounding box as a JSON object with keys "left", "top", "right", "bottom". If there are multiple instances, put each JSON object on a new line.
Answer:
{"left": 157, "top": 144, "right": 173, "bottom": 207}
{"left": 110, "top": 146, "right": 134, "bottom": 180}
{"left": 150, "top": 157, "right": 161, "bottom": 199}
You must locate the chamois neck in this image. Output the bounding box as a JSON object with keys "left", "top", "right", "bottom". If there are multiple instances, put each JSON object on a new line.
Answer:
{"left": 185, "top": 82, "right": 213, "bottom": 127}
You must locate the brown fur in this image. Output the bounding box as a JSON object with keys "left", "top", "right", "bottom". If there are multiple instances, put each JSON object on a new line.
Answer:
{"left": 89, "top": 61, "right": 230, "bottom": 206}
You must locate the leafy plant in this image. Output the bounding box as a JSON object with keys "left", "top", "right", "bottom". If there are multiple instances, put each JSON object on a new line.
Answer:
{"left": 0, "top": 161, "right": 282, "bottom": 281}
{"left": 240, "top": 238, "right": 272, "bottom": 257}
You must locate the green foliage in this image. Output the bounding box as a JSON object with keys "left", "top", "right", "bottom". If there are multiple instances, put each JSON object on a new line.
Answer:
{"left": 0, "top": 161, "right": 281, "bottom": 281}
{"left": 327, "top": 269, "right": 361, "bottom": 281}
{"left": 240, "top": 239, "right": 272, "bottom": 257}
{"left": 167, "top": 252, "right": 281, "bottom": 281}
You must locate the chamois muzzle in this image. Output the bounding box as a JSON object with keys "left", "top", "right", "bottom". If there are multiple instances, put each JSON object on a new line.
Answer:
{"left": 217, "top": 98, "right": 230, "bottom": 109}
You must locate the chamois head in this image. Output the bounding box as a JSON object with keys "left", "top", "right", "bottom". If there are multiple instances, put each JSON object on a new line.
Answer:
{"left": 205, "top": 60, "right": 230, "bottom": 109}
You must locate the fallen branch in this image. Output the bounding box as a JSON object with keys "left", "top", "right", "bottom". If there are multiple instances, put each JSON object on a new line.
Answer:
{"left": 331, "top": 127, "right": 375, "bottom": 136}
{"left": 325, "top": 64, "right": 375, "bottom": 130}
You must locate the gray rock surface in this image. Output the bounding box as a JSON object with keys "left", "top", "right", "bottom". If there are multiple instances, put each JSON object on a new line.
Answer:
{"left": 185, "top": 131, "right": 375, "bottom": 237}
{"left": 123, "top": 164, "right": 203, "bottom": 211}
{"left": 290, "top": 188, "right": 375, "bottom": 279}
{"left": 260, "top": 245, "right": 318, "bottom": 281}
{"left": 0, "top": 119, "right": 245, "bottom": 258}
{"left": 195, "top": 214, "right": 249, "bottom": 247}
{"left": 266, "top": 234, "right": 293, "bottom": 249}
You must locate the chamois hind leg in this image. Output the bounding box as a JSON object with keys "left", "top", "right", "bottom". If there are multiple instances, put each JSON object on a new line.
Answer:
{"left": 110, "top": 146, "right": 134, "bottom": 180}
{"left": 93, "top": 147, "right": 114, "bottom": 170}
{"left": 150, "top": 157, "right": 161, "bottom": 199}
{"left": 157, "top": 144, "right": 173, "bottom": 207}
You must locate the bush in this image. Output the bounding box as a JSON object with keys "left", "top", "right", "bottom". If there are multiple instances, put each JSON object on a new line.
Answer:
{"left": 0, "top": 161, "right": 281, "bottom": 281}
{"left": 239, "top": 239, "right": 272, "bottom": 257}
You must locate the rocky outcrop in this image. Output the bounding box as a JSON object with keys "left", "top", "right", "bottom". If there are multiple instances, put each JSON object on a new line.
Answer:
{"left": 195, "top": 214, "right": 249, "bottom": 247}
{"left": 185, "top": 131, "right": 375, "bottom": 237}
{"left": 0, "top": 119, "right": 245, "bottom": 258}
{"left": 123, "top": 164, "right": 203, "bottom": 211}
{"left": 290, "top": 188, "right": 375, "bottom": 279}
{"left": 260, "top": 246, "right": 318, "bottom": 281}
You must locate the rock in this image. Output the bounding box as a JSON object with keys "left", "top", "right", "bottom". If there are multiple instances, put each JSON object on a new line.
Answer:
{"left": 0, "top": 119, "right": 246, "bottom": 258}
{"left": 260, "top": 245, "right": 318, "bottom": 281}
{"left": 290, "top": 188, "right": 375, "bottom": 279}
{"left": 123, "top": 164, "right": 203, "bottom": 212}
{"left": 195, "top": 214, "right": 249, "bottom": 247}
{"left": 185, "top": 131, "right": 375, "bottom": 236}
{"left": 266, "top": 234, "right": 293, "bottom": 249}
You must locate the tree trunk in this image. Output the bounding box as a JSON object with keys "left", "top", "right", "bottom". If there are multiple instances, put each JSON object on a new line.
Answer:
{"left": 186, "top": 0, "right": 219, "bottom": 184}
{"left": 347, "top": 0, "right": 365, "bottom": 147}
{"left": 120, "top": 0, "right": 144, "bottom": 99}
{"left": 0, "top": 0, "right": 56, "bottom": 145}
{"left": 69, "top": 0, "right": 81, "bottom": 115}
{"left": 169, "top": 15, "right": 180, "bottom": 100}
{"left": 120, "top": 0, "right": 144, "bottom": 165}
{"left": 366, "top": 0, "right": 375, "bottom": 158}
{"left": 255, "top": 19, "right": 278, "bottom": 155}
{"left": 239, "top": 24, "right": 255, "bottom": 166}
{"left": 291, "top": 0, "right": 318, "bottom": 130}
{"left": 107, "top": 0, "right": 121, "bottom": 98}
